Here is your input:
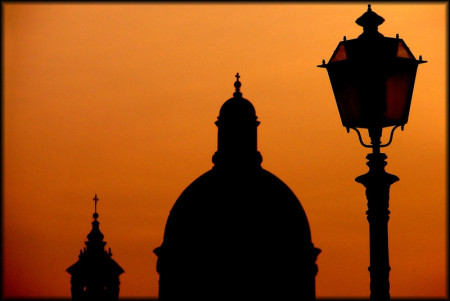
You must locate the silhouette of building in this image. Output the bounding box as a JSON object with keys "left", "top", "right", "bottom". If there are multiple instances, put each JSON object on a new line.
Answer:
{"left": 154, "top": 74, "right": 321, "bottom": 300}
{"left": 67, "top": 195, "right": 124, "bottom": 301}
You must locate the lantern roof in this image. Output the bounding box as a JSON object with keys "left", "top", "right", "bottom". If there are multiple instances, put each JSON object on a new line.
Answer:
{"left": 328, "top": 37, "right": 416, "bottom": 64}
{"left": 356, "top": 4, "right": 385, "bottom": 39}
{"left": 320, "top": 4, "right": 425, "bottom": 66}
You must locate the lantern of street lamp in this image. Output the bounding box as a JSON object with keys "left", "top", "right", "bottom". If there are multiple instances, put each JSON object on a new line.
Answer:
{"left": 318, "top": 5, "right": 426, "bottom": 301}
{"left": 319, "top": 4, "right": 426, "bottom": 152}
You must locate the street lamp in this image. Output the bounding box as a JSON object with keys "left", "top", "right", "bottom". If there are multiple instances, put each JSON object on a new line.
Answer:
{"left": 318, "top": 4, "right": 426, "bottom": 301}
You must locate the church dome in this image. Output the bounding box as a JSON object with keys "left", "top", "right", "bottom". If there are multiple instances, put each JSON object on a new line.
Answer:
{"left": 156, "top": 168, "right": 318, "bottom": 300}
{"left": 154, "top": 74, "right": 320, "bottom": 300}
{"left": 163, "top": 168, "right": 314, "bottom": 251}
{"left": 165, "top": 168, "right": 311, "bottom": 244}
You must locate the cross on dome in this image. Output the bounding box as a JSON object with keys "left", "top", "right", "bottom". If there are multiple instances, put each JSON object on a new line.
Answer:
{"left": 233, "top": 72, "right": 242, "bottom": 97}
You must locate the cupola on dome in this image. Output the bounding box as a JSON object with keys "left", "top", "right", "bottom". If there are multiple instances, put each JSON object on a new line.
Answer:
{"left": 217, "top": 73, "right": 257, "bottom": 124}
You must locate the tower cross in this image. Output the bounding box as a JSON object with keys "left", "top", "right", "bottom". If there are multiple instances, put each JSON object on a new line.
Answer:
{"left": 235, "top": 73, "right": 240, "bottom": 81}
{"left": 93, "top": 194, "right": 99, "bottom": 214}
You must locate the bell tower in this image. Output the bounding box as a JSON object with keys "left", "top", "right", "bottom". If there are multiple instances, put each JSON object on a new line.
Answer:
{"left": 67, "top": 195, "right": 124, "bottom": 301}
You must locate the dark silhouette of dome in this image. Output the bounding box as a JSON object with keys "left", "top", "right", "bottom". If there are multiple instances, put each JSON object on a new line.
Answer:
{"left": 154, "top": 74, "right": 320, "bottom": 300}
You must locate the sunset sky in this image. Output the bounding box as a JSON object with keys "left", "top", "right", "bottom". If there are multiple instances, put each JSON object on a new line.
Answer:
{"left": 3, "top": 2, "right": 447, "bottom": 299}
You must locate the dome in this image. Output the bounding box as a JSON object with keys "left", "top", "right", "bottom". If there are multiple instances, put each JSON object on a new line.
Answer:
{"left": 155, "top": 168, "right": 319, "bottom": 300}
{"left": 164, "top": 168, "right": 313, "bottom": 246}
{"left": 154, "top": 73, "right": 320, "bottom": 300}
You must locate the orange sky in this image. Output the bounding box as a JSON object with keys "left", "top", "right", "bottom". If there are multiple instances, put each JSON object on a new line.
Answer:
{"left": 3, "top": 2, "right": 447, "bottom": 299}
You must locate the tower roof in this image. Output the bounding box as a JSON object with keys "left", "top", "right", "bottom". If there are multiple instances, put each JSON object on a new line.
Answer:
{"left": 86, "top": 218, "right": 105, "bottom": 248}
{"left": 66, "top": 195, "right": 124, "bottom": 277}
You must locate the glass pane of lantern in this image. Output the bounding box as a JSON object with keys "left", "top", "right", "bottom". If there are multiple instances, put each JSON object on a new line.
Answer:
{"left": 396, "top": 40, "right": 414, "bottom": 58}
{"left": 327, "top": 62, "right": 363, "bottom": 127}
{"left": 336, "top": 84, "right": 361, "bottom": 126}
{"left": 384, "top": 61, "right": 418, "bottom": 125}
{"left": 330, "top": 43, "right": 347, "bottom": 62}
{"left": 385, "top": 72, "right": 410, "bottom": 122}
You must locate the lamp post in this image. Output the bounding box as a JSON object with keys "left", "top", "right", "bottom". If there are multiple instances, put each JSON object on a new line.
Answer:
{"left": 318, "top": 5, "right": 426, "bottom": 301}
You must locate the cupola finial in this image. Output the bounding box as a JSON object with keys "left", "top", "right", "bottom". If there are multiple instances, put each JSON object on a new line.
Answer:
{"left": 93, "top": 194, "right": 99, "bottom": 219}
{"left": 233, "top": 73, "right": 242, "bottom": 97}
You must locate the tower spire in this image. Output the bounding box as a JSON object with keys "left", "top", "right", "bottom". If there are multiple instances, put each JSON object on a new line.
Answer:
{"left": 67, "top": 194, "right": 124, "bottom": 300}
